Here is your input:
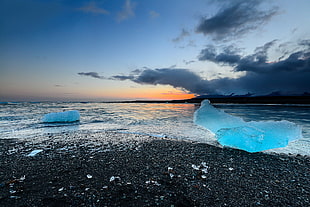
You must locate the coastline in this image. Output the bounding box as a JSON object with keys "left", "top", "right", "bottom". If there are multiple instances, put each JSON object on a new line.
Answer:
{"left": 0, "top": 132, "right": 309, "bottom": 206}
{"left": 116, "top": 95, "right": 310, "bottom": 104}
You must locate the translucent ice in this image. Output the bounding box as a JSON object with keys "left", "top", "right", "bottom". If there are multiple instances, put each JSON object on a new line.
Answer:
{"left": 42, "top": 110, "right": 80, "bottom": 123}
{"left": 194, "top": 100, "right": 244, "bottom": 133}
{"left": 194, "top": 100, "right": 302, "bottom": 152}
{"left": 27, "top": 149, "right": 43, "bottom": 156}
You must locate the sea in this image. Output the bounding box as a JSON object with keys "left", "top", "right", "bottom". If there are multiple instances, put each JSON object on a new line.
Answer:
{"left": 0, "top": 102, "right": 309, "bottom": 155}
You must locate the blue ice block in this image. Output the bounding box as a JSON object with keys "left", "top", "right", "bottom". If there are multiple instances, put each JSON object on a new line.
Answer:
{"left": 194, "top": 100, "right": 302, "bottom": 152}
{"left": 42, "top": 110, "right": 80, "bottom": 123}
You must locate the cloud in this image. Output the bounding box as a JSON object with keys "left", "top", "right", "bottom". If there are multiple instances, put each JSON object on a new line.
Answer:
{"left": 198, "top": 45, "right": 242, "bottom": 65}
{"left": 149, "top": 10, "right": 160, "bottom": 19}
{"left": 161, "top": 91, "right": 191, "bottom": 95}
{"left": 198, "top": 39, "right": 310, "bottom": 73}
{"left": 77, "top": 2, "right": 109, "bottom": 15}
{"left": 198, "top": 40, "right": 310, "bottom": 94}
{"left": 117, "top": 0, "right": 136, "bottom": 22}
{"left": 131, "top": 69, "right": 143, "bottom": 74}
{"left": 111, "top": 68, "right": 216, "bottom": 94}
{"left": 110, "top": 75, "right": 135, "bottom": 81}
{"left": 183, "top": 60, "right": 196, "bottom": 65}
{"left": 172, "top": 29, "right": 190, "bottom": 42}
{"left": 112, "top": 39, "right": 310, "bottom": 95}
{"left": 78, "top": 72, "right": 105, "bottom": 79}
{"left": 196, "top": 0, "right": 278, "bottom": 41}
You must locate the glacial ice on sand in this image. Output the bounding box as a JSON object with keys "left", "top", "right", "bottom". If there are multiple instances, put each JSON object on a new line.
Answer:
{"left": 194, "top": 100, "right": 302, "bottom": 152}
{"left": 42, "top": 110, "right": 80, "bottom": 123}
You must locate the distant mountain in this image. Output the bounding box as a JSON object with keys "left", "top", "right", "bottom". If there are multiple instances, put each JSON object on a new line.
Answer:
{"left": 185, "top": 92, "right": 310, "bottom": 104}
{"left": 122, "top": 92, "right": 310, "bottom": 104}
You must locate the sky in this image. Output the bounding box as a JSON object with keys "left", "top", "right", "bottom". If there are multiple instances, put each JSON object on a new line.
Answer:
{"left": 1, "top": 0, "right": 310, "bottom": 101}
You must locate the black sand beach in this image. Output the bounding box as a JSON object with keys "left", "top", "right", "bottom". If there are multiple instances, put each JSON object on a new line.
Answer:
{"left": 0, "top": 132, "right": 309, "bottom": 207}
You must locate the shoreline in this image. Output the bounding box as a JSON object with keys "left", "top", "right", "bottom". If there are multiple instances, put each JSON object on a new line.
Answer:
{"left": 1, "top": 132, "right": 309, "bottom": 206}
{"left": 115, "top": 95, "right": 310, "bottom": 104}
{"left": 2, "top": 95, "right": 310, "bottom": 105}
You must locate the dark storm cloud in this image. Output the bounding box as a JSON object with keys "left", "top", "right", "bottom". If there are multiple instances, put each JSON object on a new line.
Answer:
{"left": 111, "top": 68, "right": 216, "bottom": 94}
{"left": 112, "top": 39, "right": 310, "bottom": 95}
{"left": 236, "top": 51, "right": 310, "bottom": 74}
{"left": 199, "top": 40, "right": 310, "bottom": 74}
{"left": 131, "top": 69, "right": 143, "bottom": 74}
{"left": 196, "top": 0, "right": 278, "bottom": 40}
{"left": 198, "top": 45, "right": 242, "bottom": 65}
{"left": 78, "top": 72, "right": 105, "bottom": 79}
{"left": 110, "top": 75, "right": 135, "bottom": 81}
{"left": 198, "top": 40, "right": 310, "bottom": 94}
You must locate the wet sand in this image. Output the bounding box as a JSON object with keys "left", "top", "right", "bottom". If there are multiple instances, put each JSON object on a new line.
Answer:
{"left": 0, "top": 132, "right": 309, "bottom": 206}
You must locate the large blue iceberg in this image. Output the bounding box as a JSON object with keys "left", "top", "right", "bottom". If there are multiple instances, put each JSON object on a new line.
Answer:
{"left": 194, "top": 100, "right": 302, "bottom": 152}
{"left": 42, "top": 110, "right": 80, "bottom": 123}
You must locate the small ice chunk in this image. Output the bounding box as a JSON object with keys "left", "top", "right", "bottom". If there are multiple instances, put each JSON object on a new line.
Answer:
{"left": 42, "top": 110, "right": 80, "bottom": 123}
{"left": 19, "top": 175, "right": 26, "bottom": 181}
{"left": 192, "top": 162, "right": 209, "bottom": 173}
{"left": 191, "top": 164, "right": 199, "bottom": 170}
{"left": 146, "top": 180, "right": 161, "bottom": 186}
{"left": 9, "top": 190, "right": 17, "bottom": 194}
{"left": 27, "top": 149, "right": 43, "bottom": 157}
{"left": 110, "top": 176, "right": 115, "bottom": 182}
{"left": 86, "top": 174, "right": 92, "bottom": 179}
{"left": 201, "top": 162, "right": 207, "bottom": 168}
{"left": 194, "top": 100, "right": 303, "bottom": 152}
{"left": 201, "top": 167, "right": 208, "bottom": 174}
{"left": 109, "top": 176, "right": 121, "bottom": 182}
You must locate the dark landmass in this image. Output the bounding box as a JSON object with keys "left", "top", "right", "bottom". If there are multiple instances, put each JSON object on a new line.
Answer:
{"left": 0, "top": 132, "right": 309, "bottom": 207}
{"left": 119, "top": 95, "right": 310, "bottom": 104}
{"left": 187, "top": 95, "right": 310, "bottom": 104}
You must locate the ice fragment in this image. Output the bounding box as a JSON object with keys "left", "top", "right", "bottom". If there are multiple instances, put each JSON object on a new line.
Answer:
{"left": 19, "top": 175, "right": 25, "bottom": 181}
{"left": 9, "top": 190, "right": 16, "bottom": 194}
{"left": 191, "top": 164, "right": 199, "bottom": 170}
{"left": 27, "top": 149, "right": 43, "bottom": 157}
{"left": 194, "top": 100, "right": 303, "bottom": 152}
{"left": 110, "top": 176, "right": 115, "bottom": 182}
{"left": 42, "top": 110, "right": 80, "bottom": 123}
{"left": 146, "top": 179, "right": 161, "bottom": 186}
{"left": 109, "top": 176, "right": 121, "bottom": 182}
